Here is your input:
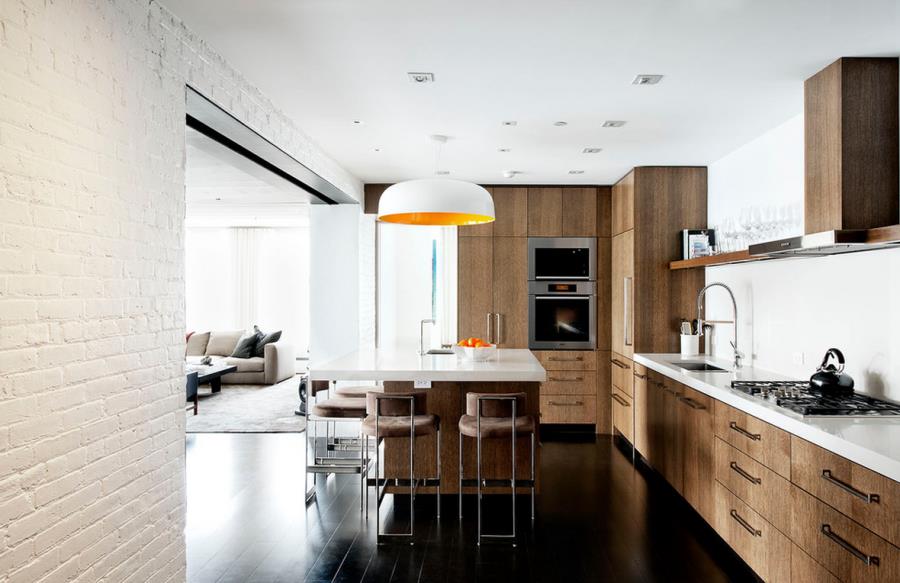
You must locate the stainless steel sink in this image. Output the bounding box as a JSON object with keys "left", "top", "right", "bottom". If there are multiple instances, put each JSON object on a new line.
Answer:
{"left": 672, "top": 361, "right": 729, "bottom": 373}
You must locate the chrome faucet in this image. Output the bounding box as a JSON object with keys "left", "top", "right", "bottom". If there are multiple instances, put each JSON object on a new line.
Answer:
{"left": 419, "top": 319, "right": 436, "bottom": 355}
{"left": 696, "top": 282, "right": 743, "bottom": 369}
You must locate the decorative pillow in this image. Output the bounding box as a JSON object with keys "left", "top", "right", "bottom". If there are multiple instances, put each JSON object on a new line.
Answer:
{"left": 254, "top": 327, "right": 282, "bottom": 358}
{"left": 185, "top": 331, "right": 210, "bottom": 356}
{"left": 231, "top": 332, "right": 261, "bottom": 359}
{"left": 205, "top": 330, "right": 244, "bottom": 356}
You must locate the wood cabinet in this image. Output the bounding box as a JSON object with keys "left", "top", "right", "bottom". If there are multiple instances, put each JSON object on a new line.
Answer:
{"left": 491, "top": 186, "right": 527, "bottom": 237}
{"left": 527, "top": 187, "right": 563, "bottom": 236}
{"left": 561, "top": 187, "right": 597, "bottom": 236}
{"left": 540, "top": 394, "right": 597, "bottom": 424}
{"left": 610, "top": 230, "right": 634, "bottom": 359}
{"left": 527, "top": 187, "right": 598, "bottom": 237}
{"left": 457, "top": 236, "right": 527, "bottom": 347}
{"left": 611, "top": 388, "right": 633, "bottom": 443}
{"left": 660, "top": 377, "right": 683, "bottom": 493}
{"left": 534, "top": 350, "right": 595, "bottom": 371}
{"left": 536, "top": 350, "right": 598, "bottom": 426}
{"left": 632, "top": 363, "right": 650, "bottom": 460}
{"left": 714, "top": 401, "right": 791, "bottom": 479}
{"left": 678, "top": 385, "right": 714, "bottom": 524}
{"left": 611, "top": 171, "right": 634, "bottom": 235}
{"left": 610, "top": 354, "right": 633, "bottom": 397}
{"left": 792, "top": 544, "right": 840, "bottom": 583}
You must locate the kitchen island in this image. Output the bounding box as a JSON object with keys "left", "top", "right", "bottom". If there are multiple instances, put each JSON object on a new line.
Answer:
{"left": 309, "top": 348, "right": 547, "bottom": 493}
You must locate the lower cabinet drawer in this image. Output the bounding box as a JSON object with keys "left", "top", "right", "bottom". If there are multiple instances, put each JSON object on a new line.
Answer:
{"left": 610, "top": 354, "right": 633, "bottom": 397}
{"left": 791, "top": 485, "right": 900, "bottom": 583}
{"left": 792, "top": 543, "right": 840, "bottom": 583}
{"left": 715, "top": 482, "right": 791, "bottom": 583}
{"left": 611, "top": 388, "right": 633, "bottom": 443}
{"left": 714, "top": 438, "right": 792, "bottom": 535}
{"left": 540, "top": 395, "right": 596, "bottom": 424}
{"left": 714, "top": 401, "right": 791, "bottom": 478}
{"left": 534, "top": 350, "right": 596, "bottom": 371}
{"left": 541, "top": 371, "right": 597, "bottom": 396}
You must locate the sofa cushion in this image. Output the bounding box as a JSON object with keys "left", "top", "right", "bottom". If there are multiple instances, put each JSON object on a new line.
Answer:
{"left": 253, "top": 328, "right": 282, "bottom": 358}
{"left": 185, "top": 331, "right": 210, "bottom": 356}
{"left": 206, "top": 330, "right": 244, "bottom": 356}
{"left": 231, "top": 332, "right": 261, "bottom": 358}
{"left": 223, "top": 356, "right": 265, "bottom": 373}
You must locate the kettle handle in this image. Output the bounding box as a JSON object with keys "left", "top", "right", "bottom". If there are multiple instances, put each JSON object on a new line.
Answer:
{"left": 817, "top": 348, "right": 845, "bottom": 373}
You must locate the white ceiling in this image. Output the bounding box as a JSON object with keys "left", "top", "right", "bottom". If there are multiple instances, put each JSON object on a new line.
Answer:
{"left": 166, "top": 0, "right": 900, "bottom": 186}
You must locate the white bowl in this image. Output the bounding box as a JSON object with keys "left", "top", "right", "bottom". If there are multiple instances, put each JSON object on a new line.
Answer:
{"left": 457, "top": 345, "right": 497, "bottom": 362}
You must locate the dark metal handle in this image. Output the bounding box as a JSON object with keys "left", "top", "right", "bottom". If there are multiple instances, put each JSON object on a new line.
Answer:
{"left": 486, "top": 312, "right": 493, "bottom": 344}
{"left": 677, "top": 396, "right": 707, "bottom": 410}
{"left": 730, "top": 461, "right": 761, "bottom": 485}
{"left": 495, "top": 313, "right": 502, "bottom": 345}
{"left": 548, "top": 400, "right": 584, "bottom": 406}
{"left": 821, "top": 524, "right": 879, "bottom": 566}
{"left": 821, "top": 470, "right": 880, "bottom": 504}
{"left": 611, "top": 394, "right": 630, "bottom": 407}
{"left": 548, "top": 376, "right": 584, "bottom": 382}
{"left": 729, "top": 421, "right": 761, "bottom": 441}
{"left": 664, "top": 388, "right": 680, "bottom": 397}
{"left": 730, "top": 509, "right": 761, "bottom": 537}
{"left": 611, "top": 359, "right": 630, "bottom": 369}
{"left": 633, "top": 373, "right": 647, "bottom": 380}
{"left": 549, "top": 356, "right": 584, "bottom": 362}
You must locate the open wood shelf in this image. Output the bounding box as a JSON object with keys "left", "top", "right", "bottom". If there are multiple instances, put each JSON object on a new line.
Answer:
{"left": 669, "top": 249, "right": 766, "bottom": 270}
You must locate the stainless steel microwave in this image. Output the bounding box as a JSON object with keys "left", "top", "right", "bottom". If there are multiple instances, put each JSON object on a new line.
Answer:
{"left": 527, "top": 237, "right": 597, "bottom": 281}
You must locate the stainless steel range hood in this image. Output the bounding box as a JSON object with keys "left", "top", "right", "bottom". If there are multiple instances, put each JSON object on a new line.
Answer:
{"left": 749, "top": 229, "right": 900, "bottom": 257}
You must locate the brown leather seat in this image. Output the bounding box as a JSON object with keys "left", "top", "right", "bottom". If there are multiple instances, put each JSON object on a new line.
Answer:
{"left": 458, "top": 392, "right": 535, "bottom": 438}
{"left": 334, "top": 384, "right": 383, "bottom": 398}
{"left": 310, "top": 397, "right": 367, "bottom": 419}
{"left": 361, "top": 414, "right": 439, "bottom": 438}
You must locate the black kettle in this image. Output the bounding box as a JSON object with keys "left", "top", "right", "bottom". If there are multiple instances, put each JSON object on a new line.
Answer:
{"left": 810, "top": 348, "right": 854, "bottom": 395}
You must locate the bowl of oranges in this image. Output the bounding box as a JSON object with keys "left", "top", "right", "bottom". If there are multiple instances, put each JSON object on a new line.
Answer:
{"left": 455, "top": 337, "right": 497, "bottom": 361}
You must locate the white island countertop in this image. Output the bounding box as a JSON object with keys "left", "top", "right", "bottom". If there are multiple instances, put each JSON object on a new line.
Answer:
{"left": 635, "top": 353, "right": 900, "bottom": 483}
{"left": 309, "top": 348, "right": 547, "bottom": 383}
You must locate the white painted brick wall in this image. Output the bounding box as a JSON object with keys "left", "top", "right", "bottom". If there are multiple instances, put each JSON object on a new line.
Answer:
{"left": 0, "top": 1, "right": 362, "bottom": 581}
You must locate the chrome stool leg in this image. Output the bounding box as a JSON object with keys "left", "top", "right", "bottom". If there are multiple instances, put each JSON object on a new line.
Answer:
{"left": 436, "top": 427, "right": 441, "bottom": 519}
{"left": 458, "top": 431, "right": 464, "bottom": 519}
{"left": 530, "top": 431, "right": 536, "bottom": 520}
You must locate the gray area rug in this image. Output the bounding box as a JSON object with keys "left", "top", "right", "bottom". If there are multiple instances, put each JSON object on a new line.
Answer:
{"left": 186, "top": 375, "right": 307, "bottom": 433}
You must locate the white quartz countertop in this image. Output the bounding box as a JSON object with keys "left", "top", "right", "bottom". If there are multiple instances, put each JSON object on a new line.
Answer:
{"left": 309, "top": 348, "right": 547, "bottom": 383}
{"left": 634, "top": 353, "right": 900, "bottom": 483}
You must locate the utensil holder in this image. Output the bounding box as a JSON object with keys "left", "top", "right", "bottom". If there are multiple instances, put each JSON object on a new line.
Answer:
{"left": 680, "top": 334, "right": 700, "bottom": 357}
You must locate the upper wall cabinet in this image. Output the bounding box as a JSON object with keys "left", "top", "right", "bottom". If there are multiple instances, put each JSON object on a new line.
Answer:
{"left": 459, "top": 186, "right": 528, "bottom": 237}
{"left": 611, "top": 171, "right": 634, "bottom": 236}
{"left": 527, "top": 187, "right": 598, "bottom": 237}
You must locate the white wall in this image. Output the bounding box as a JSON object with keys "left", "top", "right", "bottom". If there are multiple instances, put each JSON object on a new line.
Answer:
{"left": 706, "top": 113, "right": 900, "bottom": 402}
{"left": 0, "top": 1, "right": 360, "bottom": 581}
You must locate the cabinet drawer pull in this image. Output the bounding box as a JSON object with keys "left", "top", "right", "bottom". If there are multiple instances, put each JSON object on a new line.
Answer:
{"left": 611, "top": 359, "right": 630, "bottom": 370}
{"left": 549, "top": 356, "right": 584, "bottom": 362}
{"left": 729, "top": 421, "right": 761, "bottom": 441}
{"left": 677, "top": 396, "right": 707, "bottom": 410}
{"left": 548, "top": 400, "right": 584, "bottom": 406}
{"left": 821, "top": 470, "right": 880, "bottom": 504}
{"left": 633, "top": 373, "right": 647, "bottom": 380}
{"left": 664, "top": 388, "right": 680, "bottom": 397}
{"left": 821, "top": 524, "right": 879, "bottom": 566}
{"left": 729, "top": 509, "right": 761, "bottom": 537}
{"left": 729, "top": 461, "right": 761, "bottom": 485}
{"left": 547, "top": 376, "right": 584, "bottom": 382}
{"left": 611, "top": 394, "right": 630, "bottom": 407}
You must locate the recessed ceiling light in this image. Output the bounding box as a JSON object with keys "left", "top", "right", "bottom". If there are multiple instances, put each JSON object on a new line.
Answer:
{"left": 215, "top": 197, "right": 222, "bottom": 201}
{"left": 553, "top": 121, "right": 568, "bottom": 127}
{"left": 408, "top": 72, "right": 435, "bottom": 83}
{"left": 352, "top": 120, "right": 364, "bottom": 125}
{"left": 374, "top": 148, "right": 381, "bottom": 152}
{"left": 497, "top": 148, "right": 510, "bottom": 153}
{"left": 632, "top": 74, "right": 663, "bottom": 85}
{"left": 568, "top": 170, "right": 584, "bottom": 175}
{"left": 602, "top": 120, "right": 627, "bottom": 128}
{"left": 582, "top": 147, "right": 602, "bottom": 154}
{"left": 435, "top": 170, "right": 450, "bottom": 175}
{"left": 502, "top": 121, "right": 517, "bottom": 126}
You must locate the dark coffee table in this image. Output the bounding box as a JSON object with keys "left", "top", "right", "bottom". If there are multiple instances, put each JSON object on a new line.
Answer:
{"left": 186, "top": 364, "right": 237, "bottom": 414}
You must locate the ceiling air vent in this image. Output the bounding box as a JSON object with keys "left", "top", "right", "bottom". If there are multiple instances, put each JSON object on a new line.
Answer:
{"left": 582, "top": 147, "right": 602, "bottom": 154}
{"left": 408, "top": 72, "right": 435, "bottom": 83}
{"left": 602, "top": 120, "right": 627, "bottom": 128}
{"left": 632, "top": 74, "right": 663, "bottom": 85}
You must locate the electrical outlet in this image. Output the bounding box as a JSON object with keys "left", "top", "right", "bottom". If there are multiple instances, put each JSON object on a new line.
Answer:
{"left": 414, "top": 379, "right": 432, "bottom": 389}
{"left": 791, "top": 352, "right": 805, "bottom": 366}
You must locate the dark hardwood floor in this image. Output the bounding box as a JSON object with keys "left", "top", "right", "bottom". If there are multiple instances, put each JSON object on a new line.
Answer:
{"left": 186, "top": 432, "right": 759, "bottom": 583}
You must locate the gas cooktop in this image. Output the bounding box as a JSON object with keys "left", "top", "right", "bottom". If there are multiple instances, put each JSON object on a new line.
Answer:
{"left": 730, "top": 380, "right": 900, "bottom": 417}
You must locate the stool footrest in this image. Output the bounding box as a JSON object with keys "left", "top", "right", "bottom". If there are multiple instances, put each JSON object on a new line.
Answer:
{"left": 367, "top": 477, "right": 440, "bottom": 488}
{"left": 460, "top": 478, "right": 535, "bottom": 488}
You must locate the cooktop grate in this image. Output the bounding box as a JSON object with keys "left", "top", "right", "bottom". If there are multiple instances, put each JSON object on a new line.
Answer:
{"left": 730, "top": 380, "right": 900, "bottom": 417}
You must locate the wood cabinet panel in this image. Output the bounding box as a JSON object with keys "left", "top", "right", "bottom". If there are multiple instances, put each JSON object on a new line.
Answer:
{"left": 457, "top": 237, "right": 493, "bottom": 341}
{"left": 534, "top": 350, "right": 596, "bottom": 371}
{"left": 596, "top": 350, "right": 611, "bottom": 435}
{"left": 596, "top": 236, "right": 611, "bottom": 351}
{"left": 661, "top": 377, "right": 684, "bottom": 493}
{"left": 611, "top": 388, "right": 633, "bottom": 443}
{"left": 792, "top": 436, "right": 899, "bottom": 547}
{"left": 610, "top": 353, "right": 633, "bottom": 397}
{"left": 540, "top": 371, "right": 597, "bottom": 396}
{"left": 792, "top": 543, "right": 841, "bottom": 583}
{"left": 679, "top": 385, "right": 715, "bottom": 524}
{"left": 612, "top": 171, "right": 634, "bottom": 235}
{"left": 714, "top": 401, "right": 791, "bottom": 479}
{"left": 715, "top": 438, "right": 792, "bottom": 535}
{"left": 597, "top": 186, "right": 612, "bottom": 238}
{"left": 645, "top": 370, "right": 667, "bottom": 471}
{"left": 792, "top": 485, "right": 899, "bottom": 583}
{"left": 541, "top": 394, "right": 596, "bottom": 424}
{"left": 491, "top": 237, "right": 528, "bottom": 348}
{"left": 561, "top": 187, "right": 597, "bottom": 236}
{"left": 632, "top": 363, "right": 650, "bottom": 460}
{"left": 715, "top": 482, "right": 791, "bottom": 583}
{"left": 527, "top": 187, "right": 562, "bottom": 236}
{"left": 611, "top": 230, "right": 634, "bottom": 358}
{"left": 491, "top": 186, "right": 527, "bottom": 237}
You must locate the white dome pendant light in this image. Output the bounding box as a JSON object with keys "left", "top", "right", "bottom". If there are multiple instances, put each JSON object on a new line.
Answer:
{"left": 377, "top": 135, "right": 495, "bottom": 226}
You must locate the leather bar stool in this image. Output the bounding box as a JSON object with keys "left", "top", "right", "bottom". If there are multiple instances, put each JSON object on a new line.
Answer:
{"left": 458, "top": 392, "right": 536, "bottom": 546}
{"left": 305, "top": 380, "right": 369, "bottom": 510}
{"left": 334, "top": 384, "right": 384, "bottom": 399}
{"left": 360, "top": 391, "right": 440, "bottom": 544}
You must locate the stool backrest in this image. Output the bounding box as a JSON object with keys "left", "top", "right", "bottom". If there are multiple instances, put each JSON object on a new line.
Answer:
{"left": 465, "top": 392, "right": 527, "bottom": 418}
{"left": 366, "top": 390, "right": 428, "bottom": 416}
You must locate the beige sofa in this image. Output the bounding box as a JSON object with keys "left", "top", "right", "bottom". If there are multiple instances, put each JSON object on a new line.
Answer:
{"left": 186, "top": 330, "right": 294, "bottom": 385}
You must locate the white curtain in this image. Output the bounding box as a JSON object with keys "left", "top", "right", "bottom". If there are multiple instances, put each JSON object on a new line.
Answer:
{"left": 185, "top": 226, "right": 310, "bottom": 355}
